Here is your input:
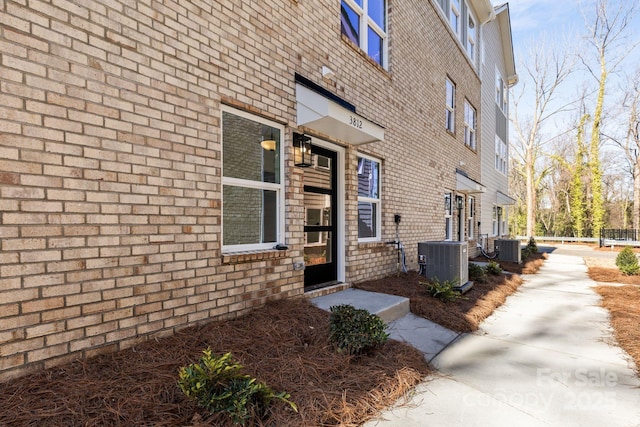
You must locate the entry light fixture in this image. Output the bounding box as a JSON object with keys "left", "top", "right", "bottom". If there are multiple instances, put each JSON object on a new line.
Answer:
{"left": 456, "top": 196, "right": 464, "bottom": 210}
{"left": 293, "top": 132, "right": 313, "bottom": 168}
{"left": 260, "top": 125, "right": 277, "bottom": 151}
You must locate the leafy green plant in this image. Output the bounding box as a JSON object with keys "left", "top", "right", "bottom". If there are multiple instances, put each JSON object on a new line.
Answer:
{"left": 616, "top": 246, "right": 640, "bottom": 276}
{"left": 329, "top": 305, "right": 389, "bottom": 355}
{"left": 468, "top": 263, "right": 487, "bottom": 283}
{"left": 178, "top": 349, "right": 297, "bottom": 425}
{"left": 527, "top": 237, "right": 538, "bottom": 253}
{"left": 485, "top": 261, "right": 502, "bottom": 276}
{"left": 521, "top": 247, "right": 531, "bottom": 260}
{"left": 422, "top": 278, "right": 461, "bottom": 302}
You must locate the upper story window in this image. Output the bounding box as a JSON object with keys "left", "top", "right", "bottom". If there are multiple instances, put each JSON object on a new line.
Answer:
{"left": 357, "top": 154, "right": 381, "bottom": 241}
{"left": 496, "top": 71, "right": 508, "bottom": 113}
{"left": 450, "top": 0, "right": 461, "bottom": 36}
{"left": 464, "top": 100, "right": 476, "bottom": 149}
{"left": 467, "top": 13, "right": 476, "bottom": 61}
{"left": 221, "top": 107, "right": 284, "bottom": 252}
{"left": 495, "top": 135, "right": 507, "bottom": 175}
{"left": 341, "top": 0, "right": 387, "bottom": 68}
{"left": 446, "top": 78, "right": 456, "bottom": 133}
{"left": 436, "top": 0, "right": 477, "bottom": 66}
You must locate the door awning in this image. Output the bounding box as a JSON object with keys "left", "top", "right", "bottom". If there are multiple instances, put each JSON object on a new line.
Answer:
{"left": 296, "top": 83, "right": 384, "bottom": 145}
{"left": 497, "top": 190, "right": 516, "bottom": 205}
{"left": 456, "top": 170, "right": 486, "bottom": 194}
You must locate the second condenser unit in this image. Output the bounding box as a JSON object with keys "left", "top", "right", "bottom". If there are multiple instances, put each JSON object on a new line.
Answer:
{"left": 495, "top": 239, "right": 521, "bottom": 263}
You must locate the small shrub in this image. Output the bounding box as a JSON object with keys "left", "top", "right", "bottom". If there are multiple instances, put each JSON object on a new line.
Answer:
{"left": 615, "top": 246, "right": 640, "bottom": 276}
{"left": 521, "top": 247, "right": 531, "bottom": 260}
{"left": 468, "top": 263, "right": 487, "bottom": 283}
{"left": 329, "top": 305, "right": 389, "bottom": 355}
{"left": 178, "top": 349, "right": 297, "bottom": 426}
{"left": 527, "top": 237, "right": 538, "bottom": 253}
{"left": 486, "top": 261, "right": 502, "bottom": 276}
{"left": 422, "top": 278, "right": 461, "bottom": 302}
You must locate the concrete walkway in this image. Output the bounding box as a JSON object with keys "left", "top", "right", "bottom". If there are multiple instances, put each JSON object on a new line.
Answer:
{"left": 364, "top": 251, "right": 640, "bottom": 427}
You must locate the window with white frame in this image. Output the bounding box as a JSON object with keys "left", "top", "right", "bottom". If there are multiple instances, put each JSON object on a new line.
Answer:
{"left": 446, "top": 78, "right": 455, "bottom": 133}
{"left": 464, "top": 100, "right": 476, "bottom": 149}
{"left": 496, "top": 71, "right": 508, "bottom": 113}
{"left": 495, "top": 135, "right": 507, "bottom": 175}
{"left": 435, "top": 0, "right": 477, "bottom": 65}
{"left": 221, "top": 107, "right": 283, "bottom": 252}
{"left": 492, "top": 205, "right": 498, "bottom": 236}
{"left": 340, "top": 0, "right": 387, "bottom": 68}
{"left": 468, "top": 196, "right": 475, "bottom": 240}
{"left": 445, "top": 193, "right": 453, "bottom": 240}
{"left": 450, "top": 0, "right": 461, "bottom": 36}
{"left": 467, "top": 13, "right": 476, "bottom": 61}
{"left": 357, "top": 155, "right": 381, "bottom": 241}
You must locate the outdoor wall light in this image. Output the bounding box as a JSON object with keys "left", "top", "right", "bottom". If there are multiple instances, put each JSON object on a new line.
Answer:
{"left": 456, "top": 196, "right": 464, "bottom": 210}
{"left": 293, "top": 132, "right": 313, "bottom": 167}
{"left": 260, "top": 125, "right": 277, "bottom": 151}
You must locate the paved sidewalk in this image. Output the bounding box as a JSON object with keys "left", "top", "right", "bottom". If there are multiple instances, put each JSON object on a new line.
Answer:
{"left": 365, "top": 252, "right": 640, "bottom": 427}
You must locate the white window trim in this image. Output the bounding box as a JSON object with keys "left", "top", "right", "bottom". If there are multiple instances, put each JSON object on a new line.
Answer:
{"left": 221, "top": 106, "right": 285, "bottom": 253}
{"left": 357, "top": 153, "right": 382, "bottom": 243}
{"left": 466, "top": 12, "right": 476, "bottom": 61}
{"left": 492, "top": 205, "right": 498, "bottom": 237}
{"left": 434, "top": 0, "right": 478, "bottom": 67}
{"left": 342, "top": 0, "right": 388, "bottom": 69}
{"left": 464, "top": 100, "right": 476, "bottom": 149}
{"left": 446, "top": 78, "right": 456, "bottom": 133}
{"left": 495, "top": 135, "right": 507, "bottom": 175}
{"left": 445, "top": 192, "right": 453, "bottom": 241}
{"left": 468, "top": 196, "right": 475, "bottom": 240}
{"left": 496, "top": 67, "right": 508, "bottom": 113}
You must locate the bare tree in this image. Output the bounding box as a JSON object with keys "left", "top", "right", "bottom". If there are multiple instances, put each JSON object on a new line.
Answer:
{"left": 511, "top": 41, "right": 575, "bottom": 237}
{"left": 581, "top": 0, "right": 638, "bottom": 236}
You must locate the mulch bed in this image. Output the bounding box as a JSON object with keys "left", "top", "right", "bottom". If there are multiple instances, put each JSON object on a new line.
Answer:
{"left": 588, "top": 266, "right": 640, "bottom": 285}
{"left": 354, "top": 253, "right": 546, "bottom": 333}
{"left": 0, "top": 298, "right": 430, "bottom": 427}
{"left": 594, "top": 285, "right": 640, "bottom": 372}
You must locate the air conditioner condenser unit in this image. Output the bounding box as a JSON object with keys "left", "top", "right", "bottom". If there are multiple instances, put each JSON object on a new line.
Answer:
{"left": 418, "top": 241, "right": 473, "bottom": 293}
{"left": 495, "top": 239, "right": 521, "bottom": 263}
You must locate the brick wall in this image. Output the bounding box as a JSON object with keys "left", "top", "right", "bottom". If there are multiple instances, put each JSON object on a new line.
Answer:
{"left": 0, "top": 0, "right": 484, "bottom": 380}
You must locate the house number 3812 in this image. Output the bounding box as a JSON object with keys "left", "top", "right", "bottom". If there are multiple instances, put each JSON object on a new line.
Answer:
{"left": 349, "top": 116, "right": 363, "bottom": 129}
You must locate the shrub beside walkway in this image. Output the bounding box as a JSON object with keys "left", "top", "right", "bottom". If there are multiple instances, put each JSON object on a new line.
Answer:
{"left": 366, "top": 252, "right": 640, "bottom": 427}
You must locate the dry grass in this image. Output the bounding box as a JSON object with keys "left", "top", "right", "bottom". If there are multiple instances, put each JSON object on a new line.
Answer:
{"left": 594, "top": 285, "right": 640, "bottom": 372}
{"left": 0, "top": 298, "right": 430, "bottom": 427}
{"left": 472, "top": 252, "right": 548, "bottom": 275}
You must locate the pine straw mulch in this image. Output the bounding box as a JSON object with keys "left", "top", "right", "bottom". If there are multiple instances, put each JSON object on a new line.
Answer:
{"left": 588, "top": 266, "right": 640, "bottom": 285}
{"left": 594, "top": 284, "right": 640, "bottom": 373}
{"left": 0, "top": 298, "right": 430, "bottom": 427}
{"left": 354, "top": 253, "right": 546, "bottom": 333}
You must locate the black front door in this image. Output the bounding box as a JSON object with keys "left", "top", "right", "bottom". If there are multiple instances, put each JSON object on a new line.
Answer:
{"left": 304, "top": 146, "right": 338, "bottom": 289}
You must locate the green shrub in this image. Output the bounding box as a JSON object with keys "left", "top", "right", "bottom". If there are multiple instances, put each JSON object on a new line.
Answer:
{"left": 486, "top": 261, "right": 502, "bottom": 275}
{"left": 521, "top": 247, "right": 531, "bottom": 260}
{"left": 527, "top": 237, "right": 538, "bottom": 253}
{"left": 329, "top": 305, "right": 389, "bottom": 355}
{"left": 616, "top": 246, "right": 640, "bottom": 276}
{"left": 422, "top": 278, "right": 461, "bottom": 302}
{"left": 468, "top": 263, "right": 487, "bottom": 283}
{"left": 178, "top": 349, "right": 296, "bottom": 425}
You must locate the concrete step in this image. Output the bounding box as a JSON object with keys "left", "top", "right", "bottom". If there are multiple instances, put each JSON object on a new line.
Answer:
{"left": 310, "top": 288, "right": 410, "bottom": 323}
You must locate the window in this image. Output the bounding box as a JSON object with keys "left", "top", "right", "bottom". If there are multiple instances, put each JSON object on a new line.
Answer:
{"left": 446, "top": 78, "right": 455, "bottom": 133}
{"left": 435, "top": 0, "right": 477, "bottom": 65}
{"left": 467, "top": 13, "right": 476, "bottom": 60}
{"left": 495, "top": 136, "right": 507, "bottom": 175}
{"left": 492, "top": 206, "right": 498, "bottom": 236}
{"left": 464, "top": 100, "right": 476, "bottom": 149}
{"left": 445, "top": 193, "right": 452, "bottom": 240}
{"left": 450, "top": 0, "right": 461, "bottom": 36}
{"left": 357, "top": 155, "right": 381, "bottom": 241}
{"left": 341, "top": 0, "right": 387, "bottom": 67}
{"left": 221, "top": 107, "right": 283, "bottom": 252}
{"left": 496, "top": 71, "right": 508, "bottom": 113}
{"left": 468, "top": 196, "right": 475, "bottom": 240}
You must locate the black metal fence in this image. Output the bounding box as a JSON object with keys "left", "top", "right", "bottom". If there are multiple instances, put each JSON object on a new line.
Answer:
{"left": 599, "top": 229, "right": 640, "bottom": 247}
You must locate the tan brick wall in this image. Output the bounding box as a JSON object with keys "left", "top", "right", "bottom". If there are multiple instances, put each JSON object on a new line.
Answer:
{"left": 0, "top": 0, "right": 484, "bottom": 380}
